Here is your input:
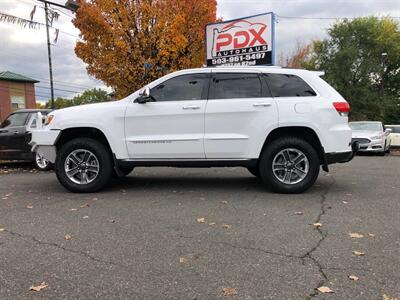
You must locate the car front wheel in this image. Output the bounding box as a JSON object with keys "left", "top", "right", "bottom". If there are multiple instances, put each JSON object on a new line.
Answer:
{"left": 55, "top": 138, "right": 113, "bottom": 193}
{"left": 34, "top": 152, "right": 52, "bottom": 171}
{"left": 259, "top": 137, "right": 320, "bottom": 194}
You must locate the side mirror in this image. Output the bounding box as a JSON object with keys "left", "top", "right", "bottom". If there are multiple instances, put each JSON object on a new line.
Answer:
{"left": 137, "top": 87, "right": 151, "bottom": 103}
{"left": 385, "top": 128, "right": 392, "bottom": 134}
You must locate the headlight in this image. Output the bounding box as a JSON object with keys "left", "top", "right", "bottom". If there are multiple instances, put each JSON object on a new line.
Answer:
{"left": 370, "top": 135, "right": 382, "bottom": 140}
{"left": 45, "top": 114, "right": 54, "bottom": 126}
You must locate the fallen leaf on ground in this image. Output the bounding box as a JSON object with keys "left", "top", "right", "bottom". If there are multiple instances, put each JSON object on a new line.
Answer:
{"left": 221, "top": 201, "right": 228, "bottom": 204}
{"left": 313, "top": 222, "right": 322, "bottom": 228}
{"left": 29, "top": 282, "right": 48, "bottom": 292}
{"left": 352, "top": 250, "right": 365, "bottom": 256}
{"left": 179, "top": 257, "right": 187, "bottom": 263}
{"left": 69, "top": 208, "right": 78, "bottom": 211}
{"left": 64, "top": 234, "right": 72, "bottom": 240}
{"left": 368, "top": 233, "right": 375, "bottom": 237}
{"left": 2, "top": 197, "right": 8, "bottom": 200}
{"left": 80, "top": 203, "right": 90, "bottom": 208}
{"left": 383, "top": 294, "right": 399, "bottom": 300}
{"left": 222, "top": 287, "right": 238, "bottom": 296}
{"left": 342, "top": 201, "right": 348, "bottom": 204}
{"left": 348, "top": 275, "right": 359, "bottom": 281}
{"left": 317, "top": 286, "right": 334, "bottom": 293}
{"left": 222, "top": 224, "right": 232, "bottom": 229}
{"left": 0, "top": 228, "right": 4, "bottom": 232}
{"left": 83, "top": 216, "right": 89, "bottom": 219}
{"left": 109, "top": 219, "right": 116, "bottom": 223}
{"left": 26, "top": 205, "right": 33, "bottom": 209}
{"left": 197, "top": 217, "right": 205, "bottom": 223}
{"left": 349, "top": 233, "right": 364, "bottom": 239}
{"left": 209, "top": 222, "right": 216, "bottom": 226}
{"left": 295, "top": 211, "right": 303, "bottom": 215}
{"left": 92, "top": 197, "right": 98, "bottom": 201}
{"left": 5, "top": 193, "right": 12, "bottom": 197}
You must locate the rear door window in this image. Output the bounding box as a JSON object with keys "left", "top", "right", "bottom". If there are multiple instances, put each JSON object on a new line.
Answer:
{"left": 264, "top": 73, "right": 317, "bottom": 97}
{"left": 209, "top": 73, "right": 266, "bottom": 99}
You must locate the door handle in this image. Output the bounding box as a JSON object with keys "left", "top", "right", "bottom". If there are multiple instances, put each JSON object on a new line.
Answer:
{"left": 13, "top": 131, "right": 19, "bottom": 134}
{"left": 0, "top": 130, "right": 8, "bottom": 134}
{"left": 182, "top": 105, "right": 200, "bottom": 110}
{"left": 253, "top": 103, "right": 272, "bottom": 107}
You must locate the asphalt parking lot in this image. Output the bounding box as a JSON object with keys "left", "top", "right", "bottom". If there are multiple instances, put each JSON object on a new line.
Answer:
{"left": 0, "top": 155, "right": 399, "bottom": 300}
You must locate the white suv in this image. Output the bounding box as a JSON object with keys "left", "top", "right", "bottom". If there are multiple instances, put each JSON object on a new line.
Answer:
{"left": 30, "top": 67, "right": 357, "bottom": 193}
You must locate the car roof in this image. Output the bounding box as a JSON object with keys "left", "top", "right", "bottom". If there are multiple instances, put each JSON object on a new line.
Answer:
{"left": 174, "top": 66, "right": 316, "bottom": 75}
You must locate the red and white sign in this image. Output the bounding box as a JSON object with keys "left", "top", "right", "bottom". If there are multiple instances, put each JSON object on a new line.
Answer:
{"left": 206, "top": 13, "right": 274, "bottom": 67}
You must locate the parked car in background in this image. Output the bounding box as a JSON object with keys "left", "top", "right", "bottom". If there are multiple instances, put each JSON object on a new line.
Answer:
{"left": 0, "top": 109, "right": 53, "bottom": 170}
{"left": 349, "top": 121, "right": 391, "bottom": 155}
{"left": 386, "top": 125, "right": 400, "bottom": 147}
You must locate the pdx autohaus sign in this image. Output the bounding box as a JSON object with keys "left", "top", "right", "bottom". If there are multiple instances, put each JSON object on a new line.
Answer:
{"left": 205, "top": 12, "right": 275, "bottom": 67}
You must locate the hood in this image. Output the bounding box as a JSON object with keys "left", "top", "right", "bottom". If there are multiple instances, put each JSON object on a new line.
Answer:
{"left": 351, "top": 130, "right": 382, "bottom": 138}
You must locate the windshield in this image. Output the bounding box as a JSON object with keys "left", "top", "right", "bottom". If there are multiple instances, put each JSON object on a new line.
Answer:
{"left": 349, "top": 122, "right": 382, "bottom": 131}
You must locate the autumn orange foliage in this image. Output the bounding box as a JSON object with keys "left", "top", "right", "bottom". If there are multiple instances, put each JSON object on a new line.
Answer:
{"left": 73, "top": 0, "right": 217, "bottom": 97}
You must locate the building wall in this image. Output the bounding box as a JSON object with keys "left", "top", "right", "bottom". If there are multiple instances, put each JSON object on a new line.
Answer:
{"left": 0, "top": 80, "right": 36, "bottom": 123}
{"left": 0, "top": 81, "right": 10, "bottom": 123}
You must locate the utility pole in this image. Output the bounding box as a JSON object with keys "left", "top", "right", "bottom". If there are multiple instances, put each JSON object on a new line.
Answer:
{"left": 44, "top": 2, "right": 55, "bottom": 108}
{"left": 36, "top": 0, "right": 78, "bottom": 109}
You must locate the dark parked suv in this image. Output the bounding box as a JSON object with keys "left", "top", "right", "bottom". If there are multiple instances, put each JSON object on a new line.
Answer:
{"left": 0, "top": 109, "right": 53, "bottom": 170}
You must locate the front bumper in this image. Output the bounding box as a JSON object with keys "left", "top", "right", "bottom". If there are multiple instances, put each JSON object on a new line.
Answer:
{"left": 29, "top": 129, "right": 60, "bottom": 163}
{"left": 352, "top": 138, "right": 385, "bottom": 152}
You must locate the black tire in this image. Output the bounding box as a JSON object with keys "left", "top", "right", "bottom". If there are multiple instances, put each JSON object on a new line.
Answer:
{"left": 33, "top": 153, "right": 53, "bottom": 171}
{"left": 378, "top": 143, "right": 386, "bottom": 156}
{"left": 247, "top": 166, "right": 260, "bottom": 178}
{"left": 113, "top": 166, "right": 135, "bottom": 178}
{"left": 55, "top": 138, "right": 113, "bottom": 193}
{"left": 259, "top": 137, "right": 320, "bottom": 194}
{"left": 385, "top": 144, "right": 391, "bottom": 154}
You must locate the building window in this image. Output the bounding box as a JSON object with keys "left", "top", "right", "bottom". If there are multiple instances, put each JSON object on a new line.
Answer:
{"left": 9, "top": 83, "right": 26, "bottom": 111}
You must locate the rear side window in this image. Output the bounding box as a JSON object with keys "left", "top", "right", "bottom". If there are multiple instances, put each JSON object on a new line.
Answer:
{"left": 264, "top": 73, "right": 317, "bottom": 97}
{"left": 150, "top": 73, "right": 209, "bottom": 101}
{"left": 209, "top": 73, "right": 263, "bottom": 99}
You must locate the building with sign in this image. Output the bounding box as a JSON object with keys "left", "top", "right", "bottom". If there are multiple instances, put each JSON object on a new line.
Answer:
{"left": 205, "top": 12, "right": 275, "bottom": 67}
{"left": 0, "top": 71, "right": 39, "bottom": 122}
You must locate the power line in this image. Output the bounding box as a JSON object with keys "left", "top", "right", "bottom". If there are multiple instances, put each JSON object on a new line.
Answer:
{"left": 276, "top": 14, "right": 400, "bottom": 20}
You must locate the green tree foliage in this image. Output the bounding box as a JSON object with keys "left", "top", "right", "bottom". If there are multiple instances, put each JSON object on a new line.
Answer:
{"left": 302, "top": 17, "right": 400, "bottom": 123}
{"left": 44, "top": 88, "right": 109, "bottom": 109}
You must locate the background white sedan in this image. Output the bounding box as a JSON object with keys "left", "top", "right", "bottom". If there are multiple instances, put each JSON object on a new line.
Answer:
{"left": 349, "top": 121, "right": 392, "bottom": 155}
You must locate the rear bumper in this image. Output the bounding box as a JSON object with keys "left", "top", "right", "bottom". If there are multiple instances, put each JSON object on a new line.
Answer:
{"left": 325, "top": 141, "right": 359, "bottom": 165}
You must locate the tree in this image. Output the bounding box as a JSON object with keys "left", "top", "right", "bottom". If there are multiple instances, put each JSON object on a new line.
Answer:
{"left": 279, "top": 42, "right": 313, "bottom": 68}
{"left": 42, "top": 88, "right": 109, "bottom": 109}
{"left": 73, "top": 88, "right": 109, "bottom": 105}
{"left": 73, "top": 0, "right": 217, "bottom": 98}
{"left": 302, "top": 17, "right": 400, "bottom": 122}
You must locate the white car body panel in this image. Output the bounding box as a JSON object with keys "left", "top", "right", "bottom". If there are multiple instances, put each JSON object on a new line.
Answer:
{"left": 29, "top": 66, "right": 352, "bottom": 165}
{"left": 387, "top": 125, "right": 400, "bottom": 147}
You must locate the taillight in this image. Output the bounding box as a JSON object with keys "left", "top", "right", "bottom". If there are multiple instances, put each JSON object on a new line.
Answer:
{"left": 333, "top": 102, "right": 350, "bottom": 116}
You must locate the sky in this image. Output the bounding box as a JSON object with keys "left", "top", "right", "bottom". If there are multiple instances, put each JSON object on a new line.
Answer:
{"left": 0, "top": 0, "right": 399, "bottom": 103}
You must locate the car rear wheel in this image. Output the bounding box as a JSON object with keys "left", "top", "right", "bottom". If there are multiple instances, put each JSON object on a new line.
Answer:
{"left": 55, "top": 138, "right": 113, "bottom": 193}
{"left": 34, "top": 152, "right": 52, "bottom": 171}
{"left": 259, "top": 137, "right": 320, "bottom": 194}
